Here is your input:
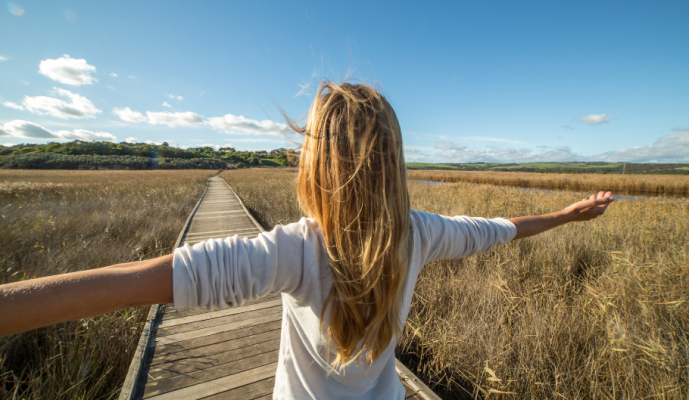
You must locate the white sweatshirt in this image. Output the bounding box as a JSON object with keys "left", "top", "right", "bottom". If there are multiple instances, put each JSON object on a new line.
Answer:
{"left": 173, "top": 209, "right": 516, "bottom": 399}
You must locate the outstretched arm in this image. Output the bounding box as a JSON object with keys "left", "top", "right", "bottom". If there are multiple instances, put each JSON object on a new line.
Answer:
{"left": 509, "top": 191, "right": 614, "bottom": 240}
{"left": 0, "top": 254, "right": 173, "bottom": 337}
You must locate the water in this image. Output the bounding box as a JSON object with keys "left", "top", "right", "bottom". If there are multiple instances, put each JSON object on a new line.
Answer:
{"left": 412, "top": 180, "right": 689, "bottom": 203}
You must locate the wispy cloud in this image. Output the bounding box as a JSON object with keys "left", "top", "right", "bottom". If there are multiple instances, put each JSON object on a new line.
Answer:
{"left": 167, "top": 94, "right": 183, "bottom": 101}
{"left": 206, "top": 114, "right": 288, "bottom": 136}
{"left": 109, "top": 73, "right": 118, "bottom": 77}
{"left": 2, "top": 101, "right": 24, "bottom": 110}
{"left": 162, "top": 101, "right": 172, "bottom": 108}
{"left": 594, "top": 129, "right": 688, "bottom": 163}
{"left": 112, "top": 107, "right": 203, "bottom": 127}
{"left": 462, "top": 136, "right": 523, "bottom": 144}
{"left": 124, "top": 137, "right": 139, "bottom": 143}
{"left": 0, "top": 55, "right": 7, "bottom": 61}
{"left": 39, "top": 55, "right": 97, "bottom": 86}
{"left": 0, "top": 120, "right": 115, "bottom": 141}
{"left": 11, "top": 87, "right": 102, "bottom": 119}
{"left": 434, "top": 140, "right": 467, "bottom": 150}
{"left": 561, "top": 124, "right": 575, "bottom": 130}
{"left": 579, "top": 113, "right": 613, "bottom": 126}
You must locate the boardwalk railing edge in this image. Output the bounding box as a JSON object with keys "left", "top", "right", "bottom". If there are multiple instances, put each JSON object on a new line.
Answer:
{"left": 221, "top": 178, "right": 266, "bottom": 233}
{"left": 118, "top": 178, "right": 210, "bottom": 400}
{"left": 395, "top": 359, "right": 442, "bottom": 400}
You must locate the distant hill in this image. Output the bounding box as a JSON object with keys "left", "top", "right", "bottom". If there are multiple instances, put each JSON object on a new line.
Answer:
{"left": 406, "top": 162, "right": 688, "bottom": 175}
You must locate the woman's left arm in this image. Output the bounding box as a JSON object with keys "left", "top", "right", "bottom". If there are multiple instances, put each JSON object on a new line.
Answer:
{"left": 0, "top": 254, "right": 173, "bottom": 337}
{"left": 509, "top": 191, "right": 614, "bottom": 240}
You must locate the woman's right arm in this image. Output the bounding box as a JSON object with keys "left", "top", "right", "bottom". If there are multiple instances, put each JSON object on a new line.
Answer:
{"left": 0, "top": 255, "right": 173, "bottom": 337}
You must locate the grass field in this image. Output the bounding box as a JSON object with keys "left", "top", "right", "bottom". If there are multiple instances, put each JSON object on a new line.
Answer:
{"left": 220, "top": 168, "right": 688, "bottom": 400}
{"left": 409, "top": 170, "right": 689, "bottom": 196}
{"left": 0, "top": 170, "right": 212, "bottom": 399}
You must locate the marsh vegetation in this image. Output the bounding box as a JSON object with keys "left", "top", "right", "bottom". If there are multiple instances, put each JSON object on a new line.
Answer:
{"left": 0, "top": 170, "right": 212, "bottom": 399}
{"left": 220, "top": 168, "right": 688, "bottom": 399}
{"left": 1, "top": 168, "right": 686, "bottom": 399}
{"left": 408, "top": 170, "right": 689, "bottom": 197}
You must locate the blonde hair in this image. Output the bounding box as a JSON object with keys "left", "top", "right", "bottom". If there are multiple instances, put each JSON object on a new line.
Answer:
{"left": 290, "top": 81, "right": 410, "bottom": 367}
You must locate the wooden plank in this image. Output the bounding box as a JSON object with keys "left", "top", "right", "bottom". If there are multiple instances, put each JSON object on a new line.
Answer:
{"left": 150, "top": 322, "right": 282, "bottom": 360}
{"left": 200, "top": 377, "right": 275, "bottom": 400}
{"left": 149, "top": 339, "right": 281, "bottom": 380}
{"left": 159, "top": 299, "right": 282, "bottom": 328}
{"left": 161, "top": 295, "right": 281, "bottom": 319}
{"left": 156, "top": 305, "right": 282, "bottom": 337}
{"left": 142, "top": 350, "right": 279, "bottom": 397}
{"left": 183, "top": 227, "right": 258, "bottom": 237}
{"left": 145, "top": 362, "right": 278, "bottom": 400}
{"left": 153, "top": 311, "right": 282, "bottom": 345}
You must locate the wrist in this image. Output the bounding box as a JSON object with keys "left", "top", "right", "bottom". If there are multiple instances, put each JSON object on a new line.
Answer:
{"left": 555, "top": 209, "right": 575, "bottom": 224}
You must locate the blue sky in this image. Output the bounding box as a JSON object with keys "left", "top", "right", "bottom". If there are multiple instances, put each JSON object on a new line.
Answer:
{"left": 1, "top": 0, "right": 687, "bottom": 163}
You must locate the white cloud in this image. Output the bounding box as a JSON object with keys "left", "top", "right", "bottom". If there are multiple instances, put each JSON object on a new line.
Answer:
{"left": 433, "top": 144, "right": 583, "bottom": 163}
{"left": 39, "top": 55, "right": 97, "bottom": 86}
{"left": 125, "top": 137, "right": 139, "bottom": 143}
{"left": 206, "top": 113, "right": 287, "bottom": 136}
{"left": 147, "top": 111, "right": 203, "bottom": 127}
{"left": 593, "top": 129, "right": 689, "bottom": 163}
{"left": 404, "top": 147, "right": 425, "bottom": 155}
{"left": 162, "top": 101, "right": 172, "bottom": 108}
{"left": 21, "top": 87, "right": 101, "bottom": 119}
{"left": 167, "top": 94, "right": 183, "bottom": 101}
{"left": 113, "top": 107, "right": 147, "bottom": 123}
{"left": 579, "top": 113, "right": 613, "bottom": 126}
{"left": 0, "top": 120, "right": 115, "bottom": 141}
{"left": 434, "top": 140, "right": 467, "bottom": 151}
{"left": 3, "top": 101, "right": 24, "bottom": 110}
{"left": 107, "top": 85, "right": 115, "bottom": 90}
{"left": 462, "top": 136, "right": 523, "bottom": 144}
{"left": 113, "top": 107, "right": 203, "bottom": 127}
{"left": 0, "top": 55, "right": 7, "bottom": 61}
{"left": 109, "top": 73, "right": 118, "bottom": 77}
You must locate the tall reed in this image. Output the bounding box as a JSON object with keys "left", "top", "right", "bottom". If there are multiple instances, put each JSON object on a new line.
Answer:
{"left": 220, "top": 169, "right": 689, "bottom": 399}
{"left": 408, "top": 170, "right": 689, "bottom": 196}
{"left": 0, "top": 170, "right": 212, "bottom": 399}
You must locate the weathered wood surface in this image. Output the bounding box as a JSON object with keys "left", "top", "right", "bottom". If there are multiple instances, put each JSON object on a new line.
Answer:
{"left": 121, "top": 176, "right": 436, "bottom": 399}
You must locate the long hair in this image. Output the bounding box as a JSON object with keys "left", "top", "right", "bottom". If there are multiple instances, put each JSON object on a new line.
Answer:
{"left": 290, "top": 81, "right": 410, "bottom": 367}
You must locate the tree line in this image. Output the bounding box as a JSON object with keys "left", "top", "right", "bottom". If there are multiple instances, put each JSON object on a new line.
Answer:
{"left": 0, "top": 141, "right": 301, "bottom": 169}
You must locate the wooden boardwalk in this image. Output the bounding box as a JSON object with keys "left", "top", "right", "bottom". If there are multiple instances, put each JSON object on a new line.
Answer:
{"left": 120, "top": 176, "right": 438, "bottom": 400}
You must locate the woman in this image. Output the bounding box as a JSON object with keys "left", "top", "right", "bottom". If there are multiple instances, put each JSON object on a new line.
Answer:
{"left": 0, "top": 82, "right": 613, "bottom": 399}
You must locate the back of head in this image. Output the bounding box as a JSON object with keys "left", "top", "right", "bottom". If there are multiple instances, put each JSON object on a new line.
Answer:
{"left": 293, "top": 81, "right": 410, "bottom": 367}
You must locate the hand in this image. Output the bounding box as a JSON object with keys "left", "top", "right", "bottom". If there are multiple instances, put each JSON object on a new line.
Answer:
{"left": 562, "top": 191, "right": 615, "bottom": 222}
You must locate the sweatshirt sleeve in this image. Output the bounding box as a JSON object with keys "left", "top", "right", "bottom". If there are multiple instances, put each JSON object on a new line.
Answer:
{"left": 171, "top": 220, "right": 309, "bottom": 310}
{"left": 411, "top": 209, "right": 517, "bottom": 265}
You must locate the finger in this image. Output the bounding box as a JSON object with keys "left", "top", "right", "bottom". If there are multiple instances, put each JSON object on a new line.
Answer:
{"left": 589, "top": 194, "right": 595, "bottom": 201}
{"left": 594, "top": 196, "right": 614, "bottom": 206}
{"left": 597, "top": 191, "right": 605, "bottom": 199}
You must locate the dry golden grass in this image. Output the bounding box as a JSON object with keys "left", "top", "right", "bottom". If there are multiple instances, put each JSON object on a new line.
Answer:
{"left": 0, "top": 170, "right": 213, "bottom": 399}
{"left": 408, "top": 170, "right": 689, "bottom": 196}
{"left": 220, "top": 169, "right": 689, "bottom": 400}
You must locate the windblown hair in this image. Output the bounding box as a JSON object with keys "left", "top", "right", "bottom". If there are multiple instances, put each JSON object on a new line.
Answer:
{"left": 291, "top": 81, "right": 410, "bottom": 367}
